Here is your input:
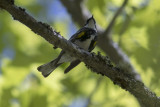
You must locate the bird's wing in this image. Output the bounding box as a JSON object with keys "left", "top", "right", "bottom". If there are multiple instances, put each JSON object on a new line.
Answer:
{"left": 69, "top": 27, "right": 95, "bottom": 42}
{"left": 54, "top": 28, "right": 88, "bottom": 64}
{"left": 88, "top": 35, "right": 98, "bottom": 52}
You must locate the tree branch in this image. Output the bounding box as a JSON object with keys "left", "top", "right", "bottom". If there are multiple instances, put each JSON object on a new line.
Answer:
{"left": 60, "top": 0, "right": 86, "bottom": 27}
{"left": 0, "top": 0, "right": 160, "bottom": 106}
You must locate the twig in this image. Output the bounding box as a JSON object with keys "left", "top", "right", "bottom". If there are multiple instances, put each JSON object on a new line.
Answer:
{"left": 98, "top": 0, "right": 141, "bottom": 81}
{"left": 103, "top": 0, "right": 129, "bottom": 36}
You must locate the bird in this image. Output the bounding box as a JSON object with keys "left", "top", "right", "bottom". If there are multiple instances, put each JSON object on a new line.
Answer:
{"left": 37, "top": 16, "right": 97, "bottom": 77}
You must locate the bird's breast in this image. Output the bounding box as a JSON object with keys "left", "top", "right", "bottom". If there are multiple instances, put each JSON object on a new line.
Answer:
{"left": 74, "top": 35, "right": 95, "bottom": 51}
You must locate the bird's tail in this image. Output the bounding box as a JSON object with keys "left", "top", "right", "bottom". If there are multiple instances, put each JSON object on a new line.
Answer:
{"left": 37, "top": 59, "right": 61, "bottom": 77}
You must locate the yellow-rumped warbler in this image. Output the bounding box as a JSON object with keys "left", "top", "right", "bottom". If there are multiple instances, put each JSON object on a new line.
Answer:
{"left": 37, "top": 16, "right": 97, "bottom": 77}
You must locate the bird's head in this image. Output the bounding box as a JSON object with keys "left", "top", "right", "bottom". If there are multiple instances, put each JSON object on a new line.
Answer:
{"left": 85, "top": 15, "right": 97, "bottom": 31}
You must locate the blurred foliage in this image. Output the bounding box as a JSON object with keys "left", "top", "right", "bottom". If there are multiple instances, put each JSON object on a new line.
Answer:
{"left": 0, "top": 0, "right": 160, "bottom": 107}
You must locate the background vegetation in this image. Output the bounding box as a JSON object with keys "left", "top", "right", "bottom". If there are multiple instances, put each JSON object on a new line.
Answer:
{"left": 0, "top": 0, "right": 160, "bottom": 107}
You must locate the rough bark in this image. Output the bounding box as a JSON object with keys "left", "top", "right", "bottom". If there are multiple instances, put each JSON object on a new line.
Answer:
{"left": 0, "top": 0, "right": 160, "bottom": 106}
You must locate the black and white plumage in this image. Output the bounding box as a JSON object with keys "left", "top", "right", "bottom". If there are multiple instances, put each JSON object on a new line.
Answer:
{"left": 37, "top": 16, "right": 97, "bottom": 77}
